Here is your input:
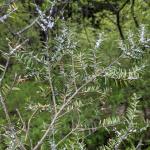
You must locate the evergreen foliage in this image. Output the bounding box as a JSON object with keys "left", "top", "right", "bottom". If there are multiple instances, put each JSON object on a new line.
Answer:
{"left": 0, "top": 0, "right": 150, "bottom": 149}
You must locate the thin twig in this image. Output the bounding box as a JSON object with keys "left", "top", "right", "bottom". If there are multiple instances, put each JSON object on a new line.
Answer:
{"left": 25, "top": 109, "right": 39, "bottom": 142}
{"left": 16, "top": 108, "right": 26, "bottom": 131}
{"left": 0, "top": 8, "right": 17, "bottom": 23}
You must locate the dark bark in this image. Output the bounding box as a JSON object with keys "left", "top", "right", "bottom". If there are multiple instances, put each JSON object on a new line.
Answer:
{"left": 131, "top": 0, "right": 139, "bottom": 28}
{"left": 108, "top": 0, "right": 129, "bottom": 40}
{"left": 116, "top": 13, "right": 124, "bottom": 40}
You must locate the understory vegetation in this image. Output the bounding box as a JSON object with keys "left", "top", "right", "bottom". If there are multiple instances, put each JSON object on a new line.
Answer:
{"left": 0, "top": 0, "right": 150, "bottom": 149}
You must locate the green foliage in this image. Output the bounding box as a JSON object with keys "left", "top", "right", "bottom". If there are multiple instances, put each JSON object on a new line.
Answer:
{"left": 0, "top": 0, "right": 150, "bottom": 149}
